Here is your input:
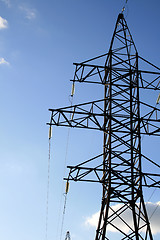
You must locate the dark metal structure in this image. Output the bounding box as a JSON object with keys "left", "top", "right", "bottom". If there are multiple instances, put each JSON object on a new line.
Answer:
{"left": 48, "top": 14, "right": 160, "bottom": 239}
{"left": 65, "top": 231, "right": 71, "bottom": 240}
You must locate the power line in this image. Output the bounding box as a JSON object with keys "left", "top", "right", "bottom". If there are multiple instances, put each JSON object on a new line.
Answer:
{"left": 56, "top": 127, "right": 71, "bottom": 240}
{"left": 58, "top": 91, "right": 74, "bottom": 240}
{"left": 149, "top": 202, "right": 160, "bottom": 220}
{"left": 45, "top": 128, "right": 52, "bottom": 240}
{"left": 121, "top": 0, "right": 129, "bottom": 16}
{"left": 60, "top": 190, "right": 69, "bottom": 240}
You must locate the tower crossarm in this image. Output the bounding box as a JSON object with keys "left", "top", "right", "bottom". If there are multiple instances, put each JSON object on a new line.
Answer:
{"left": 73, "top": 62, "right": 137, "bottom": 85}
{"left": 65, "top": 164, "right": 136, "bottom": 186}
{"left": 48, "top": 99, "right": 106, "bottom": 130}
{"left": 139, "top": 101, "right": 160, "bottom": 136}
{"left": 72, "top": 57, "right": 160, "bottom": 90}
{"left": 64, "top": 160, "right": 160, "bottom": 189}
{"left": 48, "top": 99, "right": 160, "bottom": 135}
{"left": 143, "top": 172, "right": 160, "bottom": 188}
{"left": 48, "top": 98, "right": 131, "bottom": 132}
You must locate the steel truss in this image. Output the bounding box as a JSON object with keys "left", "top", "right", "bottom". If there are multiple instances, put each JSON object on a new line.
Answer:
{"left": 48, "top": 14, "right": 160, "bottom": 239}
{"left": 65, "top": 231, "right": 71, "bottom": 240}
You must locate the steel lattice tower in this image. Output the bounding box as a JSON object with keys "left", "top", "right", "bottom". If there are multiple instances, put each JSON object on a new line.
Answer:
{"left": 48, "top": 14, "right": 160, "bottom": 239}
{"left": 65, "top": 231, "right": 71, "bottom": 240}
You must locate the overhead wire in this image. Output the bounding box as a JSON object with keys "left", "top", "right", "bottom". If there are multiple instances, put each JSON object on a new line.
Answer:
{"left": 140, "top": 97, "right": 160, "bottom": 217}
{"left": 139, "top": 95, "right": 160, "bottom": 225}
{"left": 149, "top": 202, "right": 160, "bottom": 220}
{"left": 146, "top": 188, "right": 158, "bottom": 221}
{"left": 45, "top": 125, "right": 52, "bottom": 240}
{"left": 56, "top": 126, "right": 71, "bottom": 240}
{"left": 147, "top": 188, "right": 157, "bottom": 202}
{"left": 58, "top": 129, "right": 71, "bottom": 240}
{"left": 60, "top": 182, "right": 70, "bottom": 240}
{"left": 46, "top": 122, "right": 70, "bottom": 240}
{"left": 58, "top": 82, "right": 75, "bottom": 240}
{"left": 146, "top": 95, "right": 160, "bottom": 220}
{"left": 121, "top": 0, "right": 129, "bottom": 18}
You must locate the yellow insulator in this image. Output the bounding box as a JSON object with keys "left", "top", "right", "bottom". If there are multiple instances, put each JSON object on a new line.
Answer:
{"left": 48, "top": 125, "right": 52, "bottom": 139}
{"left": 71, "top": 82, "right": 75, "bottom": 97}
{"left": 122, "top": 7, "right": 125, "bottom": 12}
{"left": 71, "top": 112, "right": 74, "bottom": 121}
{"left": 65, "top": 181, "right": 69, "bottom": 194}
{"left": 156, "top": 93, "right": 160, "bottom": 104}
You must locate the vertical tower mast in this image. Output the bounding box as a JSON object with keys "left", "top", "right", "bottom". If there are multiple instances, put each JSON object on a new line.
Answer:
{"left": 95, "top": 14, "right": 153, "bottom": 240}
{"left": 65, "top": 231, "right": 71, "bottom": 240}
{"left": 48, "top": 14, "right": 160, "bottom": 239}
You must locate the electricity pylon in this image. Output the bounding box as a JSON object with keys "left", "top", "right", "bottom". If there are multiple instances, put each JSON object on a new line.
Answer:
{"left": 65, "top": 231, "right": 71, "bottom": 240}
{"left": 48, "top": 13, "right": 160, "bottom": 239}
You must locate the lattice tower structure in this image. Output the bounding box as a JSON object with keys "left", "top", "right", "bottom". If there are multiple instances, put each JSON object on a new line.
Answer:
{"left": 48, "top": 14, "right": 160, "bottom": 240}
{"left": 65, "top": 231, "right": 71, "bottom": 240}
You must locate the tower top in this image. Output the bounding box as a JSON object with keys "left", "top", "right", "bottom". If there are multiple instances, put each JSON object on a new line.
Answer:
{"left": 65, "top": 231, "right": 71, "bottom": 240}
{"left": 118, "top": 13, "right": 124, "bottom": 19}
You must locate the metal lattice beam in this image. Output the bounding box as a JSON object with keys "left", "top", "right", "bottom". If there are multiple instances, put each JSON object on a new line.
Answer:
{"left": 48, "top": 13, "right": 160, "bottom": 240}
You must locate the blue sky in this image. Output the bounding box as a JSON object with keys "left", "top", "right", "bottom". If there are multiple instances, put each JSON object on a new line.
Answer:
{"left": 0, "top": 0, "right": 159, "bottom": 240}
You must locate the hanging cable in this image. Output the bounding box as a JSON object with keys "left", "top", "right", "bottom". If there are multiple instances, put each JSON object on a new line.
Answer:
{"left": 56, "top": 127, "right": 71, "bottom": 240}
{"left": 57, "top": 85, "right": 75, "bottom": 240}
{"left": 45, "top": 125, "right": 52, "bottom": 240}
{"left": 121, "top": 0, "right": 129, "bottom": 16}
{"left": 141, "top": 95, "right": 160, "bottom": 221}
{"left": 60, "top": 181, "right": 70, "bottom": 240}
{"left": 147, "top": 188, "right": 157, "bottom": 202}
{"left": 149, "top": 201, "right": 160, "bottom": 220}
{"left": 146, "top": 94, "right": 160, "bottom": 220}
{"left": 60, "top": 194, "right": 67, "bottom": 238}
{"left": 143, "top": 96, "right": 160, "bottom": 220}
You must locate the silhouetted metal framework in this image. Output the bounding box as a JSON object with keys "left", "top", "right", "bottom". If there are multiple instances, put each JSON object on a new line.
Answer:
{"left": 65, "top": 231, "right": 71, "bottom": 240}
{"left": 48, "top": 14, "right": 160, "bottom": 239}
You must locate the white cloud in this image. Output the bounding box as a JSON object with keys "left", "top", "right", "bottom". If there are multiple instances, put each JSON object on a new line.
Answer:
{"left": 0, "top": 57, "right": 9, "bottom": 65}
{"left": 0, "top": 16, "right": 8, "bottom": 29}
{"left": 1, "top": 0, "right": 11, "bottom": 8}
{"left": 19, "top": 5, "right": 36, "bottom": 20}
{"left": 85, "top": 202, "right": 160, "bottom": 235}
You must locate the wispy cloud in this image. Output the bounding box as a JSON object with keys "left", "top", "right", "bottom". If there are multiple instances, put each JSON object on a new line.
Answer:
{"left": 19, "top": 4, "right": 37, "bottom": 20}
{"left": 0, "top": 57, "right": 10, "bottom": 65}
{"left": 0, "top": 16, "right": 8, "bottom": 29}
{"left": 85, "top": 202, "right": 160, "bottom": 235}
{"left": 1, "top": 0, "right": 11, "bottom": 8}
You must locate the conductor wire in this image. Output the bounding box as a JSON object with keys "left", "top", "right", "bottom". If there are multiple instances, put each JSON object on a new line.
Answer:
{"left": 57, "top": 128, "right": 70, "bottom": 240}
{"left": 45, "top": 136, "right": 51, "bottom": 240}
{"left": 56, "top": 92, "right": 74, "bottom": 240}
{"left": 149, "top": 201, "right": 160, "bottom": 220}
{"left": 121, "top": 0, "right": 129, "bottom": 17}
{"left": 60, "top": 192, "right": 68, "bottom": 240}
